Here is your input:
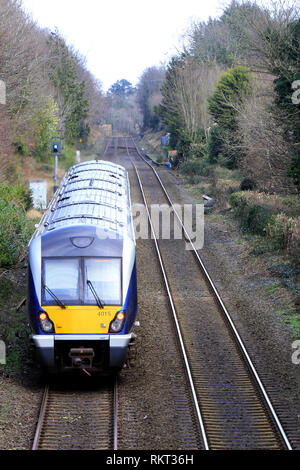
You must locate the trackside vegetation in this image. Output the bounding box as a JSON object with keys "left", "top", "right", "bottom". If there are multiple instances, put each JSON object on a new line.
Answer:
{"left": 136, "top": 0, "right": 300, "bottom": 338}
{"left": 0, "top": 0, "right": 105, "bottom": 180}
{"left": 0, "top": 183, "right": 34, "bottom": 267}
{"left": 137, "top": 0, "right": 300, "bottom": 265}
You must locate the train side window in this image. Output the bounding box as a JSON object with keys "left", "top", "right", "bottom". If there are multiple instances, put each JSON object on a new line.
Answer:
{"left": 84, "top": 258, "right": 122, "bottom": 306}
{"left": 42, "top": 258, "right": 80, "bottom": 304}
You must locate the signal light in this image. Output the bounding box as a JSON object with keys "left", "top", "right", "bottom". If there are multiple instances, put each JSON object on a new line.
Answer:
{"left": 51, "top": 141, "right": 61, "bottom": 155}
{"left": 39, "top": 313, "right": 47, "bottom": 321}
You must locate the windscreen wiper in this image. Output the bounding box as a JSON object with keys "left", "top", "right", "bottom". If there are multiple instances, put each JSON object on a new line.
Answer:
{"left": 87, "top": 280, "right": 105, "bottom": 309}
{"left": 43, "top": 284, "right": 66, "bottom": 309}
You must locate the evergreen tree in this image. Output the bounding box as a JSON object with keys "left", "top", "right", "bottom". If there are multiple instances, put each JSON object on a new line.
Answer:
{"left": 271, "top": 20, "right": 300, "bottom": 190}
{"left": 207, "top": 65, "right": 251, "bottom": 168}
{"left": 48, "top": 32, "right": 89, "bottom": 144}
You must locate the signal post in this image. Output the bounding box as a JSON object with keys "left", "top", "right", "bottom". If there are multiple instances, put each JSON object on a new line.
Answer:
{"left": 51, "top": 139, "right": 63, "bottom": 193}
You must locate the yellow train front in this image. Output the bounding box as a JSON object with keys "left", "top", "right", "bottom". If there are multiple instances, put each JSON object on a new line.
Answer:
{"left": 28, "top": 161, "right": 137, "bottom": 374}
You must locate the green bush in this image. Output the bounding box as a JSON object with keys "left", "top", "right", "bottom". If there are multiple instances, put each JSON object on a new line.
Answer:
{"left": 60, "top": 144, "right": 77, "bottom": 170}
{"left": 230, "top": 192, "right": 272, "bottom": 236}
{"left": 12, "top": 137, "right": 28, "bottom": 156}
{"left": 0, "top": 200, "right": 33, "bottom": 267}
{"left": 230, "top": 192, "right": 300, "bottom": 254}
{"left": 229, "top": 191, "right": 249, "bottom": 213}
{"left": 242, "top": 204, "right": 272, "bottom": 235}
{"left": 240, "top": 177, "right": 257, "bottom": 191}
{"left": 180, "top": 159, "right": 210, "bottom": 178}
{"left": 208, "top": 125, "right": 224, "bottom": 163}
{"left": 0, "top": 183, "right": 32, "bottom": 211}
{"left": 176, "top": 130, "right": 193, "bottom": 160}
{"left": 189, "top": 140, "right": 208, "bottom": 160}
{"left": 0, "top": 183, "right": 34, "bottom": 267}
{"left": 266, "top": 214, "right": 296, "bottom": 251}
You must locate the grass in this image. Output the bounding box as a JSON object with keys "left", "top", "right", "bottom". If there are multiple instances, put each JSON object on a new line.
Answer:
{"left": 276, "top": 308, "right": 300, "bottom": 339}
{"left": 264, "top": 282, "right": 282, "bottom": 294}
{"left": 289, "top": 316, "right": 300, "bottom": 339}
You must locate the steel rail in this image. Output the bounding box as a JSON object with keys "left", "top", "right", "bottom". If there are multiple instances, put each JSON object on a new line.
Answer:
{"left": 114, "top": 376, "right": 119, "bottom": 450}
{"left": 98, "top": 137, "right": 112, "bottom": 161}
{"left": 32, "top": 385, "right": 49, "bottom": 450}
{"left": 129, "top": 136, "right": 293, "bottom": 451}
{"left": 126, "top": 141, "right": 209, "bottom": 450}
{"left": 32, "top": 378, "right": 118, "bottom": 450}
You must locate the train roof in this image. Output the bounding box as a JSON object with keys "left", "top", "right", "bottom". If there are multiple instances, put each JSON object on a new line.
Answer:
{"left": 32, "top": 160, "right": 133, "bottom": 239}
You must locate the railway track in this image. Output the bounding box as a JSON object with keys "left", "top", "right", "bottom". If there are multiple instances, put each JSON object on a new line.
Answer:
{"left": 119, "top": 136, "right": 292, "bottom": 450}
{"left": 32, "top": 377, "right": 118, "bottom": 450}
{"left": 31, "top": 137, "right": 294, "bottom": 450}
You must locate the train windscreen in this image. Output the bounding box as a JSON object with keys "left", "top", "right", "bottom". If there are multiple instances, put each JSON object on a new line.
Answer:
{"left": 42, "top": 257, "right": 122, "bottom": 306}
{"left": 84, "top": 258, "right": 122, "bottom": 306}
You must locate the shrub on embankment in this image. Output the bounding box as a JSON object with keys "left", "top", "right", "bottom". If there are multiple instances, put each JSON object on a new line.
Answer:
{"left": 0, "top": 183, "right": 34, "bottom": 267}
{"left": 179, "top": 159, "right": 211, "bottom": 184}
{"left": 229, "top": 191, "right": 300, "bottom": 259}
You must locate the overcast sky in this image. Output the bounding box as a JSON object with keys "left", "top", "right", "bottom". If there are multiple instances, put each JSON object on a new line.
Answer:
{"left": 22, "top": 0, "right": 226, "bottom": 92}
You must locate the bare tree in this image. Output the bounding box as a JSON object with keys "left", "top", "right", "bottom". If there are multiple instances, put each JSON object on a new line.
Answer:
{"left": 167, "top": 57, "right": 224, "bottom": 142}
{"left": 0, "top": 0, "right": 55, "bottom": 139}
{"left": 235, "top": 0, "right": 300, "bottom": 74}
{"left": 136, "top": 66, "right": 165, "bottom": 130}
{"left": 236, "top": 73, "right": 295, "bottom": 193}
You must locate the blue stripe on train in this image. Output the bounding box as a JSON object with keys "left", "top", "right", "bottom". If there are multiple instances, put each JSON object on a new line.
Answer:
{"left": 28, "top": 266, "right": 44, "bottom": 334}
{"left": 121, "top": 260, "right": 138, "bottom": 334}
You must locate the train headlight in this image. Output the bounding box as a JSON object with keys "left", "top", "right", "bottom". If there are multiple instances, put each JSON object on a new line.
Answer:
{"left": 39, "top": 311, "right": 55, "bottom": 333}
{"left": 109, "top": 311, "right": 126, "bottom": 333}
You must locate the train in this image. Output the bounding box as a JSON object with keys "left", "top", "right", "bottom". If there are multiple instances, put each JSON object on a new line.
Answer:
{"left": 27, "top": 160, "right": 138, "bottom": 375}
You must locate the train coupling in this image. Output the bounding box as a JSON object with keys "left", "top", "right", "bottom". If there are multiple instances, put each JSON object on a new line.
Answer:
{"left": 69, "top": 347, "right": 95, "bottom": 369}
